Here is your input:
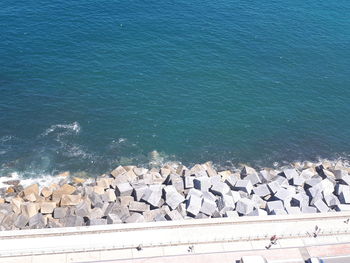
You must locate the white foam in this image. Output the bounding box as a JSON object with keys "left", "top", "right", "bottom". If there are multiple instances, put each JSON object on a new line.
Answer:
{"left": 0, "top": 135, "right": 14, "bottom": 143}
{"left": 0, "top": 172, "right": 63, "bottom": 189}
{"left": 41, "top": 121, "right": 81, "bottom": 137}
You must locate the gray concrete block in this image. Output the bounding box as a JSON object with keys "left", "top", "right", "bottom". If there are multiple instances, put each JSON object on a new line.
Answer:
{"left": 339, "top": 186, "right": 350, "bottom": 204}
{"left": 244, "top": 173, "right": 262, "bottom": 186}
{"left": 154, "top": 214, "right": 167, "bottom": 221}
{"left": 235, "top": 198, "right": 255, "bottom": 215}
{"left": 210, "top": 182, "right": 230, "bottom": 196}
{"left": 186, "top": 194, "right": 202, "bottom": 217}
{"left": 129, "top": 201, "right": 150, "bottom": 213}
{"left": 267, "top": 181, "right": 280, "bottom": 194}
{"left": 305, "top": 177, "right": 322, "bottom": 189}
{"left": 274, "top": 188, "right": 293, "bottom": 203}
{"left": 202, "top": 191, "right": 216, "bottom": 202}
{"left": 335, "top": 204, "right": 350, "bottom": 212}
{"left": 247, "top": 208, "right": 268, "bottom": 216}
{"left": 107, "top": 213, "right": 122, "bottom": 224}
{"left": 339, "top": 175, "right": 350, "bottom": 186}
{"left": 75, "top": 200, "right": 91, "bottom": 217}
{"left": 125, "top": 213, "right": 146, "bottom": 223}
{"left": 184, "top": 176, "right": 195, "bottom": 189}
{"left": 234, "top": 180, "right": 253, "bottom": 194}
{"left": 258, "top": 170, "right": 272, "bottom": 183}
{"left": 241, "top": 166, "right": 258, "bottom": 178}
{"left": 186, "top": 188, "right": 203, "bottom": 199}
{"left": 132, "top": 184, "right": 148, "bottom": 201}
{"left": 317, "top": 178, "right": 335, "bottom": 196}
{"left": 89, "top": 207, "right": 104, "bottom": 219}
{"left": 250, "top": 194, "right": 266, "bottom": 209}
{"left": 272, "top": 175, "right": 289, "bottom": 188}
{"left": 88, "top": 218, "right": 107, "bottom": 226}
{"left": 283, "top": 168, "right": 299, "bottom": 180}
{"left": 88, "top": 192, "right": 104, "bottom": 208}
{"left": 301, "top": 206, "right": 317, "bottom": 214}
{"left": 163, "top": 186, "right": 185, "bottom": 210}
{"left": 230, "top": 191, "right": 241, "bottom": 203}
{"left": 224, "top": 210, "right": 239, "bottom": 218}
{"left": 266, "top": 200, "right": 284, "bottom": 214}
{"left": 313, "top": 199, "right": 329, "bottom": 213}
{"left": 324, "top": 193, "right": 340, "bottom": 207}
{"left": 194, "top": 177, "right": 212, "bottom": 191}
{"left": 334, "top": 169, "right": 349, "bottom": 180}
{"left": 61, "top": 215, "right": 84, "bottom": 227}
{"left": 285, "top": 206, "right": 302, "bottom": 215}
{"left": 14, "top": 214, "right": 29, "bottom": 229}
{"left": 290, "top": 176, "right": 305, "bottom": 187}
{"left": 115, "top": 182, "right": 133, "bottom": 197}
{"left": 141, "top": 185, "right": 163, "bottom": 207}
{"left": 217, "top": 195, "right": 235, "bottom": 212}
{"left": 225, "top": 176, "right": 238, "bottom": 190}
{"left": 200, "top": 198, "right": 217, "bottom": 216}
{"left": 29, "top": 213, "right": 46, "bottom": 228}
{"left": 270, "top": 209, "right": 287, "bottom": 215}
{"left": 291, "top": 193, "right": 309, "bottom": 208}
{"left": 165, "top": 210, "right": 183, "bottom": 221}
{"left": 53, "top": 207, "right": 67, "bottom": 219}
{"left": 253, "top": 184, "right": 270, "bottom": 198}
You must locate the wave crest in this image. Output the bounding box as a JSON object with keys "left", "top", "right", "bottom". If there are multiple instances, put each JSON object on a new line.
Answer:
{"left": 41, "top": 121, "right": 81, "bottom": 137}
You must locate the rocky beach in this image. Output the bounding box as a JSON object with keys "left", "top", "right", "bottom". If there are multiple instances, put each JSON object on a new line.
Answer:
{"left": 1, "top": 159, "right": 350, "bottom": 230}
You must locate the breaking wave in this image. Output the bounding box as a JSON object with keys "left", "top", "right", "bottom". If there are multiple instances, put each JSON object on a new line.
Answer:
{"left": 40, "top": 121, "right": 81, "bottom": 137}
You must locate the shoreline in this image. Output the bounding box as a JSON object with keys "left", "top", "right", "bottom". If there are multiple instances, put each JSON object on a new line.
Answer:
{"left": 0, "top": 159, "right": 350, "bottom": 230}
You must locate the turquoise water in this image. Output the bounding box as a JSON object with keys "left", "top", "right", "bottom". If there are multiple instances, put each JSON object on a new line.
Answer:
{"left": 1, "top": 1, "right": 350, "bottom": 176}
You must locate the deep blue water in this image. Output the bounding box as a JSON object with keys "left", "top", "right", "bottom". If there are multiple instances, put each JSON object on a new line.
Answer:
{"left": 1, "top": 1, "right": 350, "bottom": 177}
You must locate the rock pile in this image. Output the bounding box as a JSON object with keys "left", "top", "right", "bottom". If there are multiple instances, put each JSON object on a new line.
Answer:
{"left": 1, "top": 160, "right": 350, "bottom": 230}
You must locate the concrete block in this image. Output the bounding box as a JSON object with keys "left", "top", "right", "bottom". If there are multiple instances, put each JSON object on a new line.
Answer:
{"left": 40, "top": 202, "right": 56, "bottom": 214}
{"left": 313, "top": 199, "right": 330, "bottom": 213}
{"left": 301, "top": 206, "right": 317, "bottom": 214}
{"left": 165, "top": 210, "right": 183, "bottom": 221}
{"left": 186, "top": 194, "right": 202, "bottom": 217}
{"left": 132, "top": 183, "right": 148, "bottom": 201}
{"left": 272, "top": 175, "right": 289, "bottom": 188}
{"left": 291, "top": 193, "right": 309, "bottom": 208}
{"left": 111, "top": 165, "right": 127, "bottom": 178}
{"left": 143, "top": 209, "right": 162, "bottom": 222}
{"left": 245, "top": 173, "right": 262, "bottom": 186}
{"left": 105, "top": 189, "right": 117, "bottom": 202}
{"left": 285, "top": 206, "right": 302, "bottom": 215}
{"left": 247, "top": 208, "right": 268, "bottom": 216}
{"left": 107, "top": 213, "right": 122, "bottom": 224}
{"left": 194, "top": 177, "right": 212, "bottom": 191}
{"left": 186, "top": 188, "right": 203, "bottom": 198}
{"left": 324, "top": 193, "right": 340, "bottom": 207}
{"left": 88, "top": 218, "right": 107, "bottom": 226}
{"left": 154, "top": 214, "right": 167, "bottom": 221}
{"left": 74, "top": 200, "right": 91, "bottom": 217}
{"left": 339, "top": 186, "right": 350, "bottom": 204}
{"left": 230, "top": 191, "right": 241, "bottom": 203}
{"left": 225, "top": 176, "right": 238, "bottom": 189}
{"left": 305, "top": 177, "right": 322, "bottom": 189}
{"left": 270, "top": 209, "right": 287, "bottom": 215}
{"left": 235, "top": 198, "right": 255, "bottom": 215}
{"left": 129, "top": 201, "right": 150, "bottom": 213}
{"left": 53, "top": 207, "right": 67, "bottom": 219}
{"left": 317, "top": 178, "right": 335, "bottom": 196}
{"left": 217, "top": 195, "right": 235, "bottom": 212}
{"left": 115, "top": 182, "right": 133, "bottom": 197}
{"left": 203, "top": 161, "right": 218, "bottom": 177}
{"left": 141, "top": 185, "right": 163, "bottom": 207}
{"left": 89, "top": 207, "right": 104, "bottom": 219}
{"left": 259, "top": 170, "right": 272, "bottom": 183}
{"left": 21, "top": 202, "right": 38, "bottom": 218}
{"left": 241, "top": 166, "right": 258, "bottom": 178}
{"left": 267, "top": 181, "right": 280, "bottom": 194}
{"left": 200, "top": 198, "right": 217, "bottom": 216}
{"left": 119, "top": 196, "right": 134, "bottom": 206}
{"left": 88, "top": 192, "right": 104, "bottom": 208}
{"left": 253, "top": 184, "right": 270, "bottom": 198}
{"left": 14, "top": 214, "right": 29, "bottom": 229}
{"left": 300, "top": 168, "right": 316, "bottom": 180}
{"left": 189, "top": 164, "right": 208, "bottom": 177}
{"left": 290, "top": 176, "right": 305, "bottom": 187}
{"left": 184, "top": 176, "right": 195, "bottom": 189}
{"left": 29, "top": 213, "right": 46, "bottom": 228}
{"left": 250, "top": 194, "right": 266, "bottom": 209}
{"left": 334, "top": 169, "right": 349, "bottom": 180}
{"left": 210, "top": 182, "right": 230, "bottom": 196}
{"left": 164, "top": 186, "right": 185, "bottom": 210}
{"left": 274, "top": 188, "right": 293, "bottom": 203}
{"left": 339, "top": 175, "right": 350, "bottom": 186}
{"left": 335, "top": 204, "right": 350, "bottom": 211}
{"left": 234, "top": 180, "right": 253, "bottom": 194}
{"left": 202, "top": 191, "right": 216, "bottom": 201}
{"left": 60, "top": 194, "right": 81, "bottom": 206}
{"left": 224, "top": 210, "right": 239, "bottom": 218}
{"left": 125, "top": 213, "right": 146, "bottom": 223}
{"left": 266, "top": 200, "right": 284, "bottom": 214}
{"left": 283, "top": 168, "right": 299, "bottom": 180}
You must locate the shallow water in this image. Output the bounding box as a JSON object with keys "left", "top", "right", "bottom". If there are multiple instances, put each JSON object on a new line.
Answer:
{"left": 1, "top": 1, "right": 350, "bottom": 177}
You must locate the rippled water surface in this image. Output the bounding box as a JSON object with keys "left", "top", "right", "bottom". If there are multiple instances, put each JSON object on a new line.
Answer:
{"left": 1, "top": 1, "right": 350, "bottom": 177}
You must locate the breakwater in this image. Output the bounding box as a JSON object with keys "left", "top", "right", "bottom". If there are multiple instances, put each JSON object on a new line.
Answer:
{"left": 0, "top": 160, "right": 350, "bottom": 230}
